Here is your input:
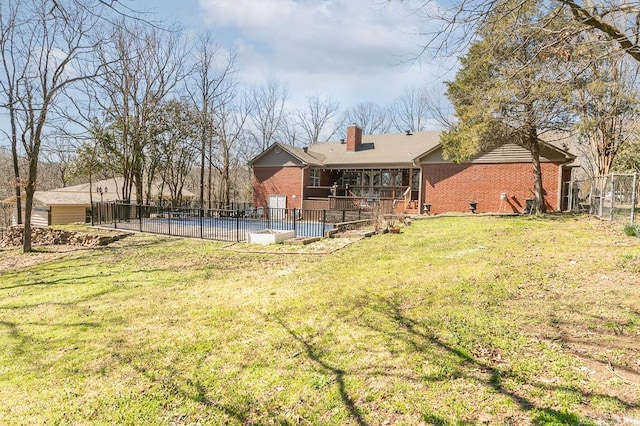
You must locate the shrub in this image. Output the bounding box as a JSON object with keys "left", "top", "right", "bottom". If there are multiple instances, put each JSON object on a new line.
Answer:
{"left": 623, "top": 223, "right": 640, "bottom": 237}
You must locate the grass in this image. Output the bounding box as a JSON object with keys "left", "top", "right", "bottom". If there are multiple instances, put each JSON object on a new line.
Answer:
{"left": 1, "top": 215, "right": 639, "bottom": 425}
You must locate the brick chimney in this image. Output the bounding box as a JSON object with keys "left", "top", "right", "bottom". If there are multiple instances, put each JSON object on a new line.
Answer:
{"left": 346, "top": 125, "right": 362, "bottom": 152}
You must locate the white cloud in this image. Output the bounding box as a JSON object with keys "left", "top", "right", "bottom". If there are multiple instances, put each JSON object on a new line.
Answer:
{"left": 198, "top": 0, "right": 455, "bottom": 109}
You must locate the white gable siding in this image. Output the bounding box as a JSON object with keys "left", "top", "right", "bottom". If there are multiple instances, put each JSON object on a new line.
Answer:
{"left": 11, "top": 203, "right": 49, "bottom": 226}
{"left": 31, "top": 208, "right": 49, "bottom": 227}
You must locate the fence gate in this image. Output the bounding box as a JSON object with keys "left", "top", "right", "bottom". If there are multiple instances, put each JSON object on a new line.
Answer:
{"left": 565, "top": 173, "right": 638, "bottom": 224}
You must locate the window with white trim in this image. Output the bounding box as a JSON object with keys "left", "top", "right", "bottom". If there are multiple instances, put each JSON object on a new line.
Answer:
{"left": 309, "top": 169, "right": 320, "bottom": 186}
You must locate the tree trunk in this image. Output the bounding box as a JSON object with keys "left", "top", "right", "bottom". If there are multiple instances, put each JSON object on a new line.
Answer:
{"left": 529, "top": 136, "right": 545, "bottom": 214}
{"left": 10, "top": 109, "right": 22, "bottom": 225}
{"left": 208, "top": 141, "right": 213, "bottom": 209}
{"left": 200, "top": 137, "right": 205, "bottom": 209}
{"left": 22, "top": 153, "right": 39, "bottom": 253}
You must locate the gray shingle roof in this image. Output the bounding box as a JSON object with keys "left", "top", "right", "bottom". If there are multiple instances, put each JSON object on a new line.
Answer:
{"left": 2, "top": 177, "right": 196, "bottom": 206}
{"left": 308, "top": 131, "right": 441, "bottom": 168}
{"left": 250, "top": 129, "right": 577, "bottom": 169}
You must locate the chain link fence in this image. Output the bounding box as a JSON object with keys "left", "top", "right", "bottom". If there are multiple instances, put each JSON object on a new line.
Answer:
{"left": 565, "top": 173, "right": 639, "bottom": 224}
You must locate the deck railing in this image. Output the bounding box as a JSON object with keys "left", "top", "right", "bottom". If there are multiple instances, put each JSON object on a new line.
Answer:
{"left": 328, "top": 196, "right": 395, "bottom": 213}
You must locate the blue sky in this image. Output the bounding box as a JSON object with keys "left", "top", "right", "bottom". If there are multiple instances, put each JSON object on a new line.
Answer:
{"left": 134, "top": 0, "right": 455, "bottom": 110}
{"left": 0, "top": 0, "right": 454, "bottom": 149}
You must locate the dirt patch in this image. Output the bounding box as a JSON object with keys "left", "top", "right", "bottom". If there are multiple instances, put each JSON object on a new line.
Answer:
{"left": 0, "top": 245, "right": 86, "bottom": 273}
{"left": 0, "top": 227, "right": 131, "bottom": 273}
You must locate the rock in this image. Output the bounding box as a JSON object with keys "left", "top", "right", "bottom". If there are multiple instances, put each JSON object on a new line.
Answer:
{"left": 0, "top": 226, "right": 128, "bottom": 248}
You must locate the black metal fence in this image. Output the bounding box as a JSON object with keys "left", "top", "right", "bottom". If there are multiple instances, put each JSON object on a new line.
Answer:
{"left": 91, "top": 202, "right": 355, "bottom": 242}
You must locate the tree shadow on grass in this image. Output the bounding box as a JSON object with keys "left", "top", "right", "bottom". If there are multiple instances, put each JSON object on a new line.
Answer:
{"left": 272, "top": 314, "right": 370, "bottom": 426}
{"left": 0, "top": 319, "right": 101, "bottom": 357}
{"left": 120, "top": 348, "right": 254, "bottom": 425}
{"left": 357, "top": 294, "right": 636, "bottom": 425}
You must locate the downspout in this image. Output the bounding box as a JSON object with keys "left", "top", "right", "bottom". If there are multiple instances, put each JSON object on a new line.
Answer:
{"left": 301, "top": 164, "right": 308, "bottom": 210}
{"left": 557, "top": 164, "right": 563, "bottom": 212}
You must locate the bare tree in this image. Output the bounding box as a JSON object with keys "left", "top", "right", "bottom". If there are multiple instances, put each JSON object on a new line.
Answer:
{"left": 278, "top": 112, "right": 303, "bottom": 148}
{"left": 249, "top": 78, "right": 289, "bottom": 151}
{"left": 339, "top": 102, "right": 391, "bottom": 135}
{"left": 186, "top": 32, "right": 237, "bottom": 209}
{"left": 94, "top": 20, "right": 186, "bottom": 204}
{"left": 400, "top": 0, "right": 640, "bottom": 64}
{"left": 71, "top": 132, "right": 104, "bottom": 211}
{"left": 570, "top": 48, "right": 640, "bottom": 178}
{"left": 296, "top": 94, "right": 340, "bottom": 144}
{"left": 0, "top": 145, "right": 16, "bottom": 201}
{"left": 41, "top": 135, "right": 78, "bottom": 187}
{"left": 0, "top": 0, "right": 110, "bottom": 252}
{"left": 212, "top": 92, "right": 252, "bottom": 207}
{"left": 389, "top": 85, "right": 435, "bottom": 132}
{"left": 0, "top": 3, "right": 23, "bottom": 225}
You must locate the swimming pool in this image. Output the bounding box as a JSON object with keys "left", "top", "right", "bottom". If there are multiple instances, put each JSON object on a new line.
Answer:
{"left": 106, "top": 215, "right": 335, "bottom": 242}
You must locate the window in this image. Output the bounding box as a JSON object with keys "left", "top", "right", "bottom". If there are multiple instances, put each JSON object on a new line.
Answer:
{"left": 382, "top": 171, "right": 392, "bottom": 187}
{"left": 394, "top": 170, "right": 403, "bottom": 186}
{"left": 309, "top": 169, "right": 320, "bottom": 186}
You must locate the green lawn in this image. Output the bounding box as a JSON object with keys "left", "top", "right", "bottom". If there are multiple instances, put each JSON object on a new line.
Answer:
{"left": 1, "top": 216, "right": 639, "bottom": 425}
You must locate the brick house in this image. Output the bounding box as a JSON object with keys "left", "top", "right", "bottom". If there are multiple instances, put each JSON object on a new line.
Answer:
{"left": 249, "top": 125, "right": 577, "bottom": 215}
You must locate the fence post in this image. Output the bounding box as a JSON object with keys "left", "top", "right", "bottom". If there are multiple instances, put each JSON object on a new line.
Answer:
{"left": 598, "top": 178, "right": 604, "bottom": 218}
{"left": 632, "top": 172, "right": 638, "bottom": 225}
{"left": 200, "top": 209, "right": 204, "bottom": 239}
{"left": 342, "top": 209, "right": 346, "bottom": 222}
{"left": 609, "top": 174, "right": 615, "bottom": 221}
{"left": 139, "top": 204, "right": 143, "bottom": 231}
{"left": 236, "top": 210, "right": 240, "bottom": 242}
{"left": 293, "top": 208, "right": 297, "bottom": 236}
{"left": 322, "top": 209, "right": 326, "bottom": 224}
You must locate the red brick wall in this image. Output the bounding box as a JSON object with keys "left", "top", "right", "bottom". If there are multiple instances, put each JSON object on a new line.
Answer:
{"left": 252, "top": 166, "right": 304, "bottom": 209}
{"left": 346, "top": 126, "right": 362, "bottom": 152}
{"left": 422, "top": 162, "right": 562, "bottom": 214}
